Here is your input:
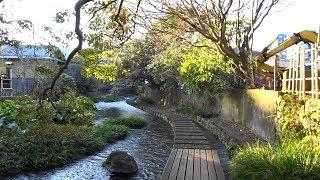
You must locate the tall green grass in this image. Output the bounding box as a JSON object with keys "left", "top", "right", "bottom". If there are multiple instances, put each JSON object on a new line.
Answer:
{"left": 231, "top": 138, "right": 320, "bottom": 179}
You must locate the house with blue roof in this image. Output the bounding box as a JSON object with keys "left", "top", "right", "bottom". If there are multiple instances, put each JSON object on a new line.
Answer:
{"left": 0, "top": 45, "right": 64, "bottom": 96}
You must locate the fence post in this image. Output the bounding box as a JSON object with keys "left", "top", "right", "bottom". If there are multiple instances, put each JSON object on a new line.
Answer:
{"left": 274, "top": 57, "right": 278, "bottom": 91}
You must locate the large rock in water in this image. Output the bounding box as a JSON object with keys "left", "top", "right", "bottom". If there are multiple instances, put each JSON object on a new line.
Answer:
{"left": 102, "top": 151, "right": 138, "bottom": 174}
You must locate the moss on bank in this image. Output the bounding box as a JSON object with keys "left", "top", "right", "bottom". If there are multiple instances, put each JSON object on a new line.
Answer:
{"left": 106, "top": 116, "right": 147, "bottom": 129}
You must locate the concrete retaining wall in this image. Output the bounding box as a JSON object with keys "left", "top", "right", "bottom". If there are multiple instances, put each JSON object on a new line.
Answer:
{"left": 143, "top": 86, "right": 279, "bottom": 142}
{"left": 219, "top": 89, "right": 279, "bottom": 142}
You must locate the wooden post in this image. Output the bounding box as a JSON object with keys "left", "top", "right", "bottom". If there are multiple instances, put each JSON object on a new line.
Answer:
{"left": 302, "top": 49, "right": 306, "bottom": 99}
{"left": 311, "top": 49, "right": 315, "bottom": 98}
{"left": 315, "top": 48, "right": 319, "bottom": 99}
{"left": 288, "top": 58, "right": 293, "bottom": 93}
{"left": 274, "top": 56, "right": 278, "bottom": 91}
{"left": 295, "top": 52, "right": 299, "bottom": 93}
{"left": 294, "top": 55, "right": 297, "bottom": 93}
{"left": 282, "top": 70, "right": 287, "bottom": 92}
{"left": 298, "top": 46, "right": 303, "bottom": 98}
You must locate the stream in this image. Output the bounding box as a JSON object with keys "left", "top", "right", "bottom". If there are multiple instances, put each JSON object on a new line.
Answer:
{"left": 9, "top": 100, "right": 173, "bottom": 180}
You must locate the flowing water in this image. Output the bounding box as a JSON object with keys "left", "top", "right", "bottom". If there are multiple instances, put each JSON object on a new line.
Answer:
{"left": 9, "top": 100, "right": 173, "bottom": 180}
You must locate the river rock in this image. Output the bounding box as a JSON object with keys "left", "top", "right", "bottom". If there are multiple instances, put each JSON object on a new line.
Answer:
{"left": 102, "top": 151, "right": 138, "bottom": 174}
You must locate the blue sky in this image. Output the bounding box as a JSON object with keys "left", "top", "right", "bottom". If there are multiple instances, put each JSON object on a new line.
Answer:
{"left": 1, "top": 0, "right": 320, "bottom": 51}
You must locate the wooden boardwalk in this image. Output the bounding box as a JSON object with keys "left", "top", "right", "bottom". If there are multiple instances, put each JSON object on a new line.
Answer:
{"left": 132, "top": 105, "right": 226, "bottom": 180}
{"left": 160, "top": 149, "right": 225, "bottom": 180}
{"left": 145, "top": 108, "right": 212, "bottom": 149}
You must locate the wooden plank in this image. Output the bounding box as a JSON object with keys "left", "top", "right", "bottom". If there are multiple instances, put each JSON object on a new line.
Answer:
{"left": 200, "top": 149, "right": 209, "bottom": 180}
{"left": 160, "top": 149, "right": 178, "bottom": 180}
{"left": 206, "top": 150, "right": 217, "bottom": 180}
{"left": 177, "top": 149, "right": 189, "bottom": 180}
{"left": 185, "top": 149, "right": 194, "bottom": 180}
{"left": 212, "top": 150, "right": 225, "bottom": 180}
{"left": 194, "top": 149, "right": 201, "bottom": 180}
{"left": 168, "top": 149, "right": 183, "bottom": 180}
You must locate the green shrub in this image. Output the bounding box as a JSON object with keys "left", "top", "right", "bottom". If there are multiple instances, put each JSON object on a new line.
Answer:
{"left": 277, "top": 94, "right": 305, "bottom": 139}
{"left": 176, "top": 105, "right": 205, "bottom": 117}
{"left": 54, "top": 91, "right": 97, "bottom": 126}
{"left": 0, "top": 123, "right": 130, "bottom": 175}
{"left": 231, "top": 137, "right": 320, "bottom": 180}
{"left": 57, "top": 73, "right": 76, "bottom": 94}
{"left": 107, "top": 116, "right": 147, "bottom": 129}
{"left": 278, "top": 94, "right": 320, "bottom": 139}
{"left": 0, "top": 97, "right": 54, "bottom": 127}
{"left": 0, "top": 92, "right": 97, "bottom": 128}
{"left": 179, "top": 40, "right": 232, "bottom": 94}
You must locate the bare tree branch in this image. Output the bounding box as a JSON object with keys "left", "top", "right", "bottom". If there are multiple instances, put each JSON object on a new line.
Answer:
{"left": 151, "top": 0, "right": 281, "bottom": 85}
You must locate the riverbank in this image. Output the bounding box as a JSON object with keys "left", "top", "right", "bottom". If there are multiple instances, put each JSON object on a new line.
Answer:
{"left": 0, "top": 97, "right": 151, "bottom": 177}
{"left": 0, "top": 122, "right": 130, "bottom": 176}
{"left": 8, "top": 100, "right": 174, "bottom": 179}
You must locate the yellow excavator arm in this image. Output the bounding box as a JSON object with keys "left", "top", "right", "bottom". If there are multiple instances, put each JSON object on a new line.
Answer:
{"left": 256, "top": 30, "right": 319, "bottom": 72}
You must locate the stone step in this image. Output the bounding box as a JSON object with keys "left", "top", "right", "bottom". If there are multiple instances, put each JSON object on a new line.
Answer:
{"left": 173, "top": 122, "right": 196, "bottom": 126}
{"left": 174, "top": 127, "right": 201, "bottom": 131}
{"left": 175, "top": 136, "right": 207, "bottom": 140}
{"left": 173, "top": 124, "right": 195, "bottom": 127}
{"left": 173, "top": 122, "right": 194, "bottom": 124}
{"left": 175, "top": 119, "right": 194, "bottom": 122}
{"left": 174, "top": 125, "right": 199, "bottom": 128}
{"left": 174, "top": 122, "right": 195, "bottom": 124}
{"left": 175, "top": 132, "right": 204, "bottom": 136}
{"left": 174, "top": 125, "right": 197, "bottom": 128}
{"left": 174, "top": 139, "right": 209, "bottom": 144}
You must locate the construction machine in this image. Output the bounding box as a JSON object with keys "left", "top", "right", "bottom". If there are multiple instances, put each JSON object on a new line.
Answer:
{"left": 256, "top": 30, "right": 320, "bottom": 73}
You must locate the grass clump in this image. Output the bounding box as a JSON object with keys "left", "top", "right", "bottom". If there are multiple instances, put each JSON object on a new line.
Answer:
{"left": 176, "top": 105, "right": 205, "bottom": 117}
{"left": 231, "top": 138, "right": 320, "bottom": 179}
{"left": 107, "top": 116, "right": 147, "bottom": 129}
{"left": 0, "top": 122, "right": 130, "bottom": 176}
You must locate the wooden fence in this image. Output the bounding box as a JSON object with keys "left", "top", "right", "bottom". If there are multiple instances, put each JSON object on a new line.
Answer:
{"left": 282, "top": 45, "right": 319, "bottom": 99}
